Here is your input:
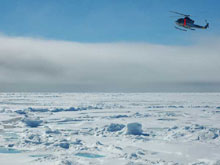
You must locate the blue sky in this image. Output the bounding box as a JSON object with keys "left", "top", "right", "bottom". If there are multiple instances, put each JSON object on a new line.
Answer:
{"left": 1, "top": 0, "right": 220, "bottom": 92}
{"left": 0, "top": 0, "right": 219, "bottom": 45}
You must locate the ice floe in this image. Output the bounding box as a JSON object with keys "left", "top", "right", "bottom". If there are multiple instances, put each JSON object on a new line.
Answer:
{"left": 126, "top": 123, "right": 143, "bottom": 135}
{"left": 22, "top": 118, "right": 43, "bottom": 127}
{"left": 0, "top": 93, "right": 220, "bottom": 164}
{"left": 107, "top": 123, "right": 125, "bottom": 132}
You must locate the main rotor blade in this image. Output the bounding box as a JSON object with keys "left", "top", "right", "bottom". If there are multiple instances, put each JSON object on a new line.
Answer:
{"left": 169, "top": 15, "right": 181, "bottom": 18}
{"left": 170, "top": 11, "right": 190, "bottom": 17}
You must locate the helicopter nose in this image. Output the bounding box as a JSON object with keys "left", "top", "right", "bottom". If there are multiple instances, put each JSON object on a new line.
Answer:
{"left": 175, "top": 21, "right": 180, "bottom": 25}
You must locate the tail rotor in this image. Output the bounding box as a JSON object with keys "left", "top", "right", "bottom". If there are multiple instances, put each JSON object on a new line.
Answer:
{"left": 204, "top": 20, "right": 209, "bottom": 29}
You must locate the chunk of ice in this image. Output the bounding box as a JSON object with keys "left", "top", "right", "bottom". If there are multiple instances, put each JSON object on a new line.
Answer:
{"left": 59, "top": 142, "right": 70, "bottom": 149}
{"left": 28, "top": 107, "right": 49, "bottom": 112}
{"left": 107, "top": 123, "right": 125, "bottom": 132}
{"left": 23, "top": 118, "right": 43, "bottom": 127}
{"left": 126, "top": 123, "right": 143, "bottom": 135}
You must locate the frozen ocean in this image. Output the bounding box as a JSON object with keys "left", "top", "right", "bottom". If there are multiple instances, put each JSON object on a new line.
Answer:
{"left": 0, "top": 93, "right": 220, "bottom": 165}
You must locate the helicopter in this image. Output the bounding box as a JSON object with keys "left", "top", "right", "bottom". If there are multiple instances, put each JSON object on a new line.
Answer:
{"left": 170, "top": 11, "right": 209, "bottom": 31}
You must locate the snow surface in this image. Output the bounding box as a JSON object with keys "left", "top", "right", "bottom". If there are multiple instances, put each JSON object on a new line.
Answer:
{"left": 0, "top": 93, "right": 220, "bottom": 164}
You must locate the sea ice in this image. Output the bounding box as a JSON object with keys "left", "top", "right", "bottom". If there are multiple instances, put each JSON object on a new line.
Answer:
{"left": 59, "top": 142, "right": 69, "bottom": 149}
{"left": 28, "top": 107, "right": 49, "bottom": 113}
{"left": 75, "top": 152, "right": 104, "bottom": 158}
{"left": 107, "top": 123, "right": 125, "bottom": 132}
{"left": 59, "top": 140, "right": 70, "bottom": 149}
{"left": 1, "top": 93, "right": 220, "bottom": 164}
{"left": 126, "top": 122, "right": 143, "bottom": 135}
{"left": 22, "top": 118, "right": 43, "bottom": 127}
{"left": 0, "top": 147, "right": 22, "bottom": 153}
{"left": 45, "top": 127, "right": 61, "bottom": 134}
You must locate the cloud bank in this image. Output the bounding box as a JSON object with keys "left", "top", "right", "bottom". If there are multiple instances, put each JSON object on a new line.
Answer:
{"left": 0, "top": 35, "right": 220, "bottom": 92}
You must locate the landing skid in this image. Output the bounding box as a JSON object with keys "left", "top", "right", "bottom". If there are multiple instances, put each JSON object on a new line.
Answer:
{"left": 175, "top": 26, "right": 187, "bottom": 31}
{"left": 175, "top": 26, "right": 196, "bottom": 31}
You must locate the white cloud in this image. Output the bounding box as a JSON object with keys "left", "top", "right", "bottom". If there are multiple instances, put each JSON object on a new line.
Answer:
{"left": 0, "top": 35, "right": 220, "bottom": 92}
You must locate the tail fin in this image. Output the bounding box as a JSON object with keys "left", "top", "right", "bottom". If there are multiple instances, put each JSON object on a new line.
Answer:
{"left": 204, "top": 23, "right": 209, "bottom": 29}
{"left": 204, "top": 20, "right": 209, "bottom": 29}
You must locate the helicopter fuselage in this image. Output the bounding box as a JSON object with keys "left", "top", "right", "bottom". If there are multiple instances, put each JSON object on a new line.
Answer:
{"left": 175, "top": 17, "right": 208, "bottom": 30}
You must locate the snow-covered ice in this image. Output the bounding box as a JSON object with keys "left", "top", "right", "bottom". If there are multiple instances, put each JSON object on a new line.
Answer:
{"left": 126, "top": 123, "right": 143, "bottom": 135}
{"left": 0, "top": 93, "right": 220, "bottom": 164}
